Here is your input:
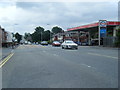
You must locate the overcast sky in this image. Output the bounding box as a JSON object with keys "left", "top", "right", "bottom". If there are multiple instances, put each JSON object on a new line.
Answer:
{"left": 0, "top": 0, "right": 119, "bottom": 35}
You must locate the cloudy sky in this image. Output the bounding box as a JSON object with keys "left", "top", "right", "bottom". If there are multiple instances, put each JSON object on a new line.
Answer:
{"left": 0, "top": 0, "right": 119, "bottom": 35}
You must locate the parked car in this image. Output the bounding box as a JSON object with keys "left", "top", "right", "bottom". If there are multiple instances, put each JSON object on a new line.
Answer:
{"left": 74, "top": 41, "right": 81, "bottom": 45}
{"left": 61, "top": 40, "right": 78, "bottom": 49}
{"left": 81, "top": 42, "right": 88, "bottom": 46}
{"left": 52, "top": 41, "right": 61, "bottom": 46}
{"left": 41, "top": 41, "right": 48, "bottom": 45}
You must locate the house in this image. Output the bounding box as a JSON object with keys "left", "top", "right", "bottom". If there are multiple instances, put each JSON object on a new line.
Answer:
{"left": 0, "top": 26, "right": 14, "bottom": 47}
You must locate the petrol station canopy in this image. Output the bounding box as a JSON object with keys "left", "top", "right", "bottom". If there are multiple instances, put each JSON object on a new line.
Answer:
{"left": 67, "top": 21, "right": 120, "bottom": 31}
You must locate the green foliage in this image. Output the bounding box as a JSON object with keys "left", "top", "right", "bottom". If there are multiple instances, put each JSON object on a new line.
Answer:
{"left": 52, "top": 26, "right": 62, "bottom": 34}
{"left": 115, "top": 28, "right": 120, "bottom": 47}
{"left": 29, "top": 26, "right": 63, "bottom": 43}
{"left": 116, "top": 28, "right": 120, "bottom": 40}
{"left": 24, "top": 33, "right": 32, "bottom": 42}
{"left": 115, "top": 41, "right": 120, "bottom": 47}
{"left": 31, "top": 26, "right": 52, "bottom": 42}
{"left": 42, "top": 30, "right": 51, "bottom": 41}
{"left": 12, "top": 33, "right": 15, "bottom": 37}
{"left": 35, "top": 26, "right": 44, "bottom": 33}
{"left": 31, "top": 26, "right": 44, "bottom": 42}
{"left": 24, "top": 33, "right": 29, "bottom": 39}
{"left": 15, "top": 32, "right": 22, "bottom": 43}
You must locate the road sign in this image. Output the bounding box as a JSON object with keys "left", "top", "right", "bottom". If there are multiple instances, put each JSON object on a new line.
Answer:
{"left": 100, "top": 28, "right": 106, "bottom": 33}
{"left": 99, "top": 20, "right": 107, "bottom": 45}
{"left": 100, "top": 28, "right": 107, "bottom": 37}
{"left": 99, "top": 20, "right": 107, "bottom": 27}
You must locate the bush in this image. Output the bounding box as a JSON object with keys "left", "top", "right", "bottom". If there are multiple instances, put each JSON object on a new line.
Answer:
{"left": 47, "top": 40, "right": 53, "bottom": 44}
{"left": 115, "top": 28, "right": 120, "bottom": 47}
{"left": 115, "top": 41, "right": 120, "bottom": 47}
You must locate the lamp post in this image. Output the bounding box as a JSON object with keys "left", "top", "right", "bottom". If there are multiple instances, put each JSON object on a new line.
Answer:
{"left": 13, "top": 23, "right": 19, "bottom": 46}
{"left": 46, "top": 24, "right": 51, "bottom": 42}
{"left": 41, "top": 31, "right": 42, "bottom": 42}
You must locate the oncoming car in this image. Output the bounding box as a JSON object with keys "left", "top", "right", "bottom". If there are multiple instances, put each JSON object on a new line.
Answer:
{"left": 41, "top": 41, "right": 48, "bottom": 45}
{"left": 61, "top": 40, "right": 78, "bottom": 49}
{"left": 52, "top": 41, "right": 61, "bottom": 46}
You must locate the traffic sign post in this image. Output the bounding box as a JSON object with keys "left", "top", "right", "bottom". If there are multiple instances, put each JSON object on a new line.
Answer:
{"left": 98, "top": 20, "right": 107, "bottom": 46}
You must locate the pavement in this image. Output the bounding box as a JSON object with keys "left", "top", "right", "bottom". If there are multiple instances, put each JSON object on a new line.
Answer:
{"left": 2, "top": 47, "right": 13, "bottom": 59}
{"left": 0, "top": 47, "right": 13, "bottom": 63}
{"left": 89, "top": 45, "right": 119, "bottom": 50}
{"left": 0, "top": 48, "right": 2, "bottom": 60}
{"left": 0, "top": 47, "right": 13, "bottom": 90}
{"left": 2, "top": 45, "right": 118, "bottom": 88}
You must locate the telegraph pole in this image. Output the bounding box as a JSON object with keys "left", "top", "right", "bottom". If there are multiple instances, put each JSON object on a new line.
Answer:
{"left": 41, "top": 31, "right": 42, "bottom": 42}
{"left": 98, "top": 24, "right": 101, "bottom": 46}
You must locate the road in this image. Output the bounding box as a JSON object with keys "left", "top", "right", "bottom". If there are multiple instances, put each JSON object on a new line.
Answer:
{"left": 2, "top": 45, "right": 118, "bottom": 88}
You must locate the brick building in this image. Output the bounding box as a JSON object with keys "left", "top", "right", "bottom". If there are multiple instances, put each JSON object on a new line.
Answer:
{"left": 0, "top": 26, "right": 14, "bottom": 47}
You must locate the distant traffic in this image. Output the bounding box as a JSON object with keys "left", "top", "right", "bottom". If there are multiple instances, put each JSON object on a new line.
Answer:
{"left": 22, "top": 39, "right": 80, "bottom": 50}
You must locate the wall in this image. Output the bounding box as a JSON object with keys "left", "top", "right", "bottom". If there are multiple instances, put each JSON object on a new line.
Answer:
{"left": 0, "top": 27, "right": 2, "bottom": 47}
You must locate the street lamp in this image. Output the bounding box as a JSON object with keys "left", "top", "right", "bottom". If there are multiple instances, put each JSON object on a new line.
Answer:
{"left": 46, "top": 24, "right": 51, "bottom": 42}
{"left": 41, "top": 31, "right": 42, "bottom": 42}
{"left": 11, "top": 23, "right": 19, "bottom": 48}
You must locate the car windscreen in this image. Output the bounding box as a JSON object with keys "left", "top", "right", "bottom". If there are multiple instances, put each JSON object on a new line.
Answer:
{"left": 54, "top": 41, "right": 60, "bottom": 44}
{"left": 42, "top": 41, "right": 47, "bottom": 43}
{"left": 65, "top": 41, "right": 74, "bottom": 43}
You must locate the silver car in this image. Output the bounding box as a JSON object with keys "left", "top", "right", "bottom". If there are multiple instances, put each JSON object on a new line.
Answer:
{"left": 41, "top": 41, "right": 48, "bottom": 45}
{"left": 61, "top": 40, "right": 78, "bottom": 49}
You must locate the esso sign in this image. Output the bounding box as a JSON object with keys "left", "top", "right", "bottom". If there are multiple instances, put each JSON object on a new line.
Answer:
{"left": 99, "top": 20, "right": 107, "bottom": 27}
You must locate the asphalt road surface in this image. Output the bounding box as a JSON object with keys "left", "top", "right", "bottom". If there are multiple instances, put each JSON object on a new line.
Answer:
{"left": 2, "top": 45, "right": 118, "bottom": 88}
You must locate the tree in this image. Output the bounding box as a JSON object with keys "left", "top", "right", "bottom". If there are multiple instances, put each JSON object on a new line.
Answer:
{"left": 117, "top": 28, "right": 120, "bottom": 41}
{"left": 14, "top": 32, "right": 22, "bottom": 43}
{"left": 52, "top": 26, "right": 62, "bottom": 34}
{"left": 24, "top": 33, "right": 29, "bottom": 40}
{"left": 31, "top": 26, "right": 45, "bottom": 42}
{"left": 24, "top": 33, "right": 32, "bottom": 42}
{"left": 35, "top": 26, "right": 44, "bottom": 34}
{"left": 42, "top": 30, "right": 51, "bottom": 41}
{"left": 115, "top": 28, "right": 120, "bottom": 47}
{"left": 12, "top": 33, "right": 15, "bottom": 37}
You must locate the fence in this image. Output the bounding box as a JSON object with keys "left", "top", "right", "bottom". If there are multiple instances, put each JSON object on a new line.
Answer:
{"left": 103, "top": 37, "right": 117, "bottom": 47}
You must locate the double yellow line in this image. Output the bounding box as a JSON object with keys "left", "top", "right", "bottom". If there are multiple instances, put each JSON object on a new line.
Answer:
{"left": 0, "top": 53, "right": 14, "bottom": 68}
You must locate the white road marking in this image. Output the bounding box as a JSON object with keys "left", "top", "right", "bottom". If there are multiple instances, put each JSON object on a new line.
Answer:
{"left": 81, "top": 64, "right": 91, "bottom": 68}
{"left": 88, "top": 53, "right": 118, "bottom": 59}
{"left": 87, "top": 66, "right": 91, "bottom": 68}
{"left": 53, "top": 54, "right": 59, "bottom": 56}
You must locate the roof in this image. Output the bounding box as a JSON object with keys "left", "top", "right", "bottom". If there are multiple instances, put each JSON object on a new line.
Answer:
{"left": 67, "top": 21, "right": 120, "bottom": 31}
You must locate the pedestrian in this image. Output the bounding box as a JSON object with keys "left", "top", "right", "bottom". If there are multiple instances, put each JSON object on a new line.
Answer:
{"left": 12, "top": 43, "right": 14, "bottom": 49}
